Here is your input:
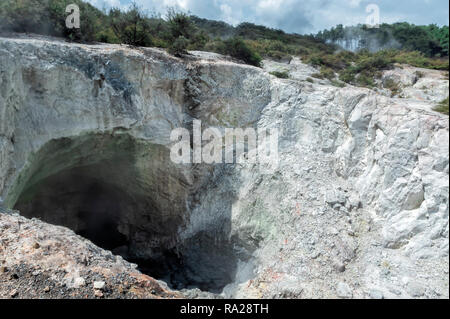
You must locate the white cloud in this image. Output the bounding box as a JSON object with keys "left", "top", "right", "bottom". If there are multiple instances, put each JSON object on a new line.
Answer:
{"left": 220, "top": 4, "right": 237, "bottom": 24}
{"left": 257, "top": 0, "right": 284, "bottom": 10}
{"left": 348, "top": 0, "right": 362, "bottom": 8}
{"left": 162, "top": 0, "right": 189, "bottom": 10}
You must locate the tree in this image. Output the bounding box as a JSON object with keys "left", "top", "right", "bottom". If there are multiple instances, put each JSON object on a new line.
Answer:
{"left": 110, "top": 2, "right": 153, "bottom": 46}
{"left": 48, "top": 0, "right": 103, "bottom": 42}
{"left": 0, "top": 0, "right": 51, "bottom": 34}
{"left": 165, "top": 8, "right": 206, "bottom": 55}
{"left": 166, "top": 8, "right": 196, "bottom": 40}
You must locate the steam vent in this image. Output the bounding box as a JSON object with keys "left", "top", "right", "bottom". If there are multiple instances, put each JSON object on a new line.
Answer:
{"left": 0, "top": 36, "right": 449, "bottom": 299}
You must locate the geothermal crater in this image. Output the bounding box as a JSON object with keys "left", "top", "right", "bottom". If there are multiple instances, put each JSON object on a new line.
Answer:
{"left": 10, "top": 132, "right": 248, "bottom": 292}
{"left": 1, "top": 36, "right": 448, "bottom": 299}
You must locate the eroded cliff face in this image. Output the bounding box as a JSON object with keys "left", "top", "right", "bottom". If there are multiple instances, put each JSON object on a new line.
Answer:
{"left": 0, "top": 35, "right": 448, "bottom": 298}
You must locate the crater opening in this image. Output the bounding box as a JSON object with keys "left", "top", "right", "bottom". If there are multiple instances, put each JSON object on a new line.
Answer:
{"left": 8, "top": 133, "right": 251, "bottom": 294}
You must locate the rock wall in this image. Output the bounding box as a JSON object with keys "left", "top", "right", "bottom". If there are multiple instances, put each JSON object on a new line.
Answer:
{"left": 0, "top": 35, "right": 448, "bottom": 298}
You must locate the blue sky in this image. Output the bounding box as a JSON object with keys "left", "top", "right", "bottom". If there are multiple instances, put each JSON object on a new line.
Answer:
{"left": 86, "top": 0, "right": 450, "bottom": 34}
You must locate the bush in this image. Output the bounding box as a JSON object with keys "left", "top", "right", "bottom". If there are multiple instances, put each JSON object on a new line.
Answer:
{"left": 383, "top": 78, "right": 402, "bottom": 96}
{"left": 168, "top": 36, "right": 189, "bottom": 56}
{"left": 166, "top": 8, "right": 197, "bottom": 40}
{"left": 311, "top": 72, "right": 324, "bottom": 79}
{"left": 0, "top": 0, "right": 50, "bottom": 34}
{"left": 356, "top": 73, "right": 376, "bottom": 87}
{"left": 96, "top": 27, "right": 120, "bottom": 44}
{"left": 0, "top": 0, "right": 104, "bottom": 42}
{"left": 187, "top": 30, "right": 209, "bottom": 51}
{"left": 270, "top": 71, "right": 289, "bottom": 79}
{"left": 355, "top": 54, "right": 393, "bottom": 73}
{"left": 434, "top": 97, "right": 449, "bottom": 115}
{"left": 339, "top": 67, "right": 357, "bottom": 83}
{"left": 330, "top": 79, "right": 345, "bottom": 87}
{"left": 393, "top": 50, "right": 449, "bottom": 70}
{"left": 219, "top": 37, "right": 262, "bottom": 67}
{"left": 320, "top": 66, "right": 335, "bottom": 80}
{"left": 110, "top": 2, "right": 153, "bottom": 46}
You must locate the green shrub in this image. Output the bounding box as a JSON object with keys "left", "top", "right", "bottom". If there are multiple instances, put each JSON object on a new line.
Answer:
{"left": 306, "top": 77, "right": 314, "bottom": 83}
{"left": 339, "top": 67, "right": 357, "bottom": 83}
{"left": 311, "top": 73, "right": 324, "bottom": 79}
{"left": 434, "top": 97, "right": 449, "bottom": 115}
{"left": 168, "top": 36, "right": 189, "bottom": 56}
{"left": 355, "top": 54, "right": 393, "bottom": 73}
{"left": 187, "top": 30, "right": 209, "bottom": 51}
{"left": 320, "top": 66, "right": 335, "bottom": 80}
{"left": 270, "top": 71, "right": 289, "bottom": 79}
{"left": 0, "top": 0, "right": 52, "bottom": 34}
{"left": 394, "top": 50, "right": 449, "bottom": 70}
{"left": 219, "top": 37, "right": 262, "bottom": 67}
{"left": 356, "top": 73, "right": 376, "bottom": 87}
{"left": 330, "top": 79, "right": 345, "bottom": 87}
{"left": 0, "top": 0, "right": 102, "bottom": 42}
{"left": 166, "top": 8, "right": 197, "bottom": 40}
{"left": 109, "top": 3, "right": 153, "bottom": 46}
{"left": 96, "top": 28, "right": 120, "bottom": 44}
{"left": 204, "top": 40, "right": 226, "bottom": 53}
{"left": 383, "top": 78, "right": 402, "bottom": 96}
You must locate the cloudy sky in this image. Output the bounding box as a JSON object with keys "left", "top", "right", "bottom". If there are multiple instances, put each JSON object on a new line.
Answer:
{"left": 86, "top": 0, "right": 450, "bottom": 34}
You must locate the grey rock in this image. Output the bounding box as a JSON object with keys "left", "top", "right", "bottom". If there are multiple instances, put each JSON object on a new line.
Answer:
{"left": 93, "top": 281, "right": 106, "bottom": 290}
{"left": 336, "top": 282, "right": 353, "bottom": 299}
{"left": 407, "top": 282, "right": 426, "bottom": 297}
{"left": 369, "top": 289, "right": 384, "bottom": 299}
{"left": 74, "top": 277, "right": 86, "bottom": 288}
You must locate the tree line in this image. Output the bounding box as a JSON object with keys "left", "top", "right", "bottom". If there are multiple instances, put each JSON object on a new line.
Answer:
{"left": 0, "top": 0, "right": 263, "bottom": 66}
{"left": 316, "top": 23, "right": 449, "bottom": 58}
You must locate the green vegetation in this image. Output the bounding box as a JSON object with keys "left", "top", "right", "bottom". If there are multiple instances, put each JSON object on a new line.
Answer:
{"left": 304, "top": 49, "right": 448, "bottom": 88}
{"left": 0, "top": 0, "right": 105, "bottom": 42}
{"left": 0, "top": 0, "right": 448, "bottom": 76}
{"left": 317, "top": 23, "right": 449, "bottom": 58}
{"left": 434, "top": 97, "right": 449, "bottom": 115}
{"left": 109, "top": 3, "right": 152, "bottom": 46}
{"left": 217, "top": 37, "right": 262, "bottom": 67}
{"left": 383, "top": 78, "right": 402, "bottom": 97}
{"left": 330, "top": 79, "right": 346, "bottom": 88}
{"left": 269, "top": 71, "right": 289, "bottom": 79}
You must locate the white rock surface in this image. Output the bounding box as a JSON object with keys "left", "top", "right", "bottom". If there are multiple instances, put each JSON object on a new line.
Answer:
{"left": 93, "top": 281, "right": 106, "bottom": 290}
{"left": 382, "top": 65, "right": 449, "bottom": 103}
{"left": 0, "top": 36, "right": 448, "bottom": 299}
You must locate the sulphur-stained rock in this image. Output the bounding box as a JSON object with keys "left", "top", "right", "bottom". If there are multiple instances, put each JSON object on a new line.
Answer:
{"left": 0, "top": 35, "right": 448, "bottom": 299}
